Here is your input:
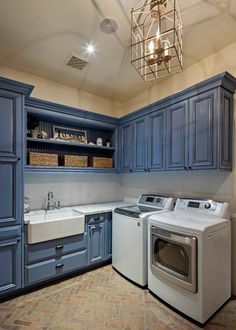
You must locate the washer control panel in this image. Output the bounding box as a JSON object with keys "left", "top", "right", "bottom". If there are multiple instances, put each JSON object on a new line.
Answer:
{"left": 138, "top": 194, "right": 174, "bottom": 210}
{"left": 175, "top": 198, "right": 230, "bottom": 218}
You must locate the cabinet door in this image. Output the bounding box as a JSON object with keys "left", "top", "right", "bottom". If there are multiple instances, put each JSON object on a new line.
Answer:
{"left": 0, "top": 236, "right": 21, "bottom": 295}
{"left": 105, "top": 215, "right": 112, "bottom": 260}
{"left": 0, "top": 90, "right": 23, "bottom": 227}
{"left": 189, "top": 90, "right": 217, "bottom": 169}
{"left": 119, "top": 123, "right": 133, "bottom": 172}
{"left": 147, "top": 109, "right": 165, "bottom": 171}
{"left": 88, "top": 223, "right": 105, "bottom": 264}
{"left": 133, "top": 117, "right": 147, "bottom": 172}
{"left": 166, "top": 101, "right": 188, "bottom": 170}
{"left": 219, "top": 89, "right": 233, "bottom": 170}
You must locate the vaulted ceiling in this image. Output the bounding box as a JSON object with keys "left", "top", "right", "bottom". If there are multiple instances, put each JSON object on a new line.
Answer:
{"left": 0, "top": 0, "right": 235, "bottom": 101}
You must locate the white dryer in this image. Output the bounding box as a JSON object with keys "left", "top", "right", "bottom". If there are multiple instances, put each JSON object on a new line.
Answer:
{"left": 112, "top": 194, "right": 174, "bottom": 286}
{"left": 148, "top": 198, "right": 231, "bottom": 324}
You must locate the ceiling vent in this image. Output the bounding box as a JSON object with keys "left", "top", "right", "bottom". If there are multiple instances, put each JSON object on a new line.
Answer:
{"left": 66, "top": 54, "right": 88, "bottom": 71}
{"left": 100, "top": 18, "right": 118, "bottom": 34}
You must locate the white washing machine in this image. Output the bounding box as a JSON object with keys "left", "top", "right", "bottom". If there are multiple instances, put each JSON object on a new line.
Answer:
{"left": 148, "top": 198, "right": 231, "bottom": 324}
{"left": 112, "top": 194, "right": 174, "bottom": 286}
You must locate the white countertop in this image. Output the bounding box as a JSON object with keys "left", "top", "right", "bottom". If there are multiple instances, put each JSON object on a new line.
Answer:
{"left": 24, "top": 200, "right": 134, "bottom": 223}
{"left": 72, "top": 201, "right": 133, "bottom": 215}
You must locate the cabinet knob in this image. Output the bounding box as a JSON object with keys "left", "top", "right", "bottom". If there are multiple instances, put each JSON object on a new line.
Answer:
{"left": 144, "top": 168, "right": 147, "bottom": 172}
{"left": 189, "top": 166, "right": 192, "bottom": 170}
{"left": 184, "top": 166, "right": 187, "bottom": 170}
{"left": 130, "top": 169, "right": 132, "bottom": 173}
{"left": 147, "top": 169, "right": 150, "bottom": 172}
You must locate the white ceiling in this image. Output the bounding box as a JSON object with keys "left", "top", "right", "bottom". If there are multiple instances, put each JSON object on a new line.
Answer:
{"left": 0, "top": 0, "right": 235, "bottom": 102}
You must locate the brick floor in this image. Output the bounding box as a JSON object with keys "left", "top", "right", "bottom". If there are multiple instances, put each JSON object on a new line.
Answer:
{"left": 0, "top": 265, "right": 235, "bottom": 330}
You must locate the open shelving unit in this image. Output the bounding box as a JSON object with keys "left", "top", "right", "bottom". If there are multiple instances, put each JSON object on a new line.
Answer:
{"left": 25, "top": 106, "right": 119, "bottom": 173}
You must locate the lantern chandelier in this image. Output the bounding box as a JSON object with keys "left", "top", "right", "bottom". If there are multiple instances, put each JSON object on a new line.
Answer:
{"left": 131, "top": 0, "right": 183, "bottom": 81}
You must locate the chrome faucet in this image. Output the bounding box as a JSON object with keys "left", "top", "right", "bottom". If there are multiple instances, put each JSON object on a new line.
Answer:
{"left": 46, "top": 191, "right": 54, "bottom": 210}
{"left": 46, "top": 191, "right": 61, "bottom": 210}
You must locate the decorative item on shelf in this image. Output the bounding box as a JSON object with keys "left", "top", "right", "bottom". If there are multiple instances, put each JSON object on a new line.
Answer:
{"left": 88, "top": 142, "right": 95, "bottom": 145}
{"left": 64, "top": 155, "right": 88, "bottom": 167}
{"left": 96, "top": 137, "right": 103, "bottom": 146}
{"left": 105, "top": 139, "right": 111, "bottom": 147}
{"left": 37, "top": 130, "right": 48, "bottom": 139}
{"left": 131, "top": 0, "right": 183, "bottom": 81}
{"left": 53, "top": 125, "right": 87, "bottom": 144}
{"left": 27, "top": 117, "right": 39, "bottom": 138}
{"left": 29, "top": 152, "right": 58, "bottom": 166}
{"left": 89, "top": 157, "right": 113, "bottom": 168}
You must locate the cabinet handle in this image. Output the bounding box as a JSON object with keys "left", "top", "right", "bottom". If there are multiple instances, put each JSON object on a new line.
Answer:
{"left": 147, "top": 169, "right": 150, "bottom": 172}
{"left": 144, "top": 168, "right": 147, "bottom": 172}
{"left": 55, "top": 263, "right": 64, "bottom": 268}
{"left": 130, "top": 169, "right": 132, "bottom": 172}
{"left": 189, "top": 166, "right": 192, "bottom": 170}
{"left": 55, "top": 245, "right": 64, "bottom": 250}
{"left": 184, "top": 166, "right": 187, "bottom": 170}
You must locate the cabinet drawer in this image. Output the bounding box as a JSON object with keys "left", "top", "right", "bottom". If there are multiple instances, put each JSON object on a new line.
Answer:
{"left": 26, "top": 233, "right": 87, "bottom": 264}
{"left": 25, "top": 249, "right": 88, "bottom": 285}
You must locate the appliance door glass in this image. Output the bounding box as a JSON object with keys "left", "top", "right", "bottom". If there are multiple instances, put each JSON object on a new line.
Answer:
{"left": 151, "top": 226, "right": 197, "bottom": 293}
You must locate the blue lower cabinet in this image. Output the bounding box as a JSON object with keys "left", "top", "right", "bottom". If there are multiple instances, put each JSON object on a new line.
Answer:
{"left": 0, "top": 235, "right": 21, "bottom": 295}
{"left": 26, "top": 233, "right": 87, "bottom": 264}
{"left": 105, "top": 215, "right": 112, "bottom": 260}
{"left": 25, "top": 249, "right": 88, "bottom": 285}
{"left": 88, "top": 222, "right": 105, "bottom": 264}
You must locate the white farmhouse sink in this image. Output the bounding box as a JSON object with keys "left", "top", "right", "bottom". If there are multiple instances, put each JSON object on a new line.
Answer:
{"left": 26, "top": 208, "right": 85, "bottom": 244}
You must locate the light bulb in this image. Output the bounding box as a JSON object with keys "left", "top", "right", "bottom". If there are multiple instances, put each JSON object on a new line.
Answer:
{"left": 86, "top": 44, "right": 95, "bottom": 54}
{"left": 149, "top": 40, "right": 155, "bottom": 54}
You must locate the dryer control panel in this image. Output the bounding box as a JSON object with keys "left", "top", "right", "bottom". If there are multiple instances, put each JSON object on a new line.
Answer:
{"left": 175, "top": 198, "right": 230, "bottom": 219}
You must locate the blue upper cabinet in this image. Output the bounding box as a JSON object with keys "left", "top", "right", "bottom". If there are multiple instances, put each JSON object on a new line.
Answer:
{"left": 0, "top": 89, "right": 23, "bottom": 227}
{"left": 189, "top": 90, "right": 217, "bottom": 170}
{"left": 166, "top": 101, "right": 188, "bottom": 170}
{"left": 147, "top": 109, "right": 165, "bottom": 171}
{"left": 133, "top": 117, "right": 147, "bottom": 172}
{"left": 119, "top": 123, "right": 133, "bottom": 172}
{"left": 219, "top": 88, "right": 233, "bottom": 170}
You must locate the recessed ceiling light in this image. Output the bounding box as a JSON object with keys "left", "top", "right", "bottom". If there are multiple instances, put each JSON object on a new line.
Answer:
{"left": 86, "top": 44, "right": 95, "bottom": 54}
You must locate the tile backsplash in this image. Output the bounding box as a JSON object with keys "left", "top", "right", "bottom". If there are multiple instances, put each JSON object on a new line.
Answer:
{"left": 25, "top": 173, "right": 122, "bottom": 210}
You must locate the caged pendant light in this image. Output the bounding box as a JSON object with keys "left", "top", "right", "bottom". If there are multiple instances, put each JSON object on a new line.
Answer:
{"left": 131, "top": 0, "right": 183, "bottom": 81}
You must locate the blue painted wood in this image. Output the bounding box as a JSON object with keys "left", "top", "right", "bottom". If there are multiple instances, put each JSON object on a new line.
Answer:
{"left": 88, "top": 222, "right": 105, "bottom": 264}
{"left": 0, "top": 77, "right": 33, "bottom": 97}
{"left": 24, "top": 166, "right": 118, "bottom": 174}
{"left": 189, "top": 90, "right": 217, "bottom": 169}
{"left": 166, "top": 101, "right": 188, "bottom": 170}
{"left": 26, "top": 137, "right": 115, "bottom": 151}
{"left": 119, "top": 123, "right": 133, "bottom": 172}
{"left": 0, "top": 226, "right": 21, "bottom": 240}
{"left": 105, "top": 213, "right": 112, "bottom": 260}
{"left": 147, "top": 109, "right": 165, "bottom": 171}
{"left": 25, "top": 249, "right": 88, "bottom": 285}
{"left": 0, "top": 236, "right": 21, "bottom": 294}
{"left": 26, "top": 233, "right": 87, "bottom": 264}
{"left": 26, "top": 98, "right": 119, "bottom": 127}
{"left": 0, "top": 90, "right": 23, "bottom": 227}
{"left": 133, "top": 117, "right": 147, "bottom": 172}
{"left": 119, "top": 72, "right": 236, "bottom": 125}
{"left": 219, "top": 88, "right": 233, "bottom": 169}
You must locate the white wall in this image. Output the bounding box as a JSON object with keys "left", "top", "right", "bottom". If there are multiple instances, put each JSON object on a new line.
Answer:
{"left": 25, "top": 172, "right": 122, "bottom": 210}
{"left": 121, "top": 171, "right": 234, "bottom": 210}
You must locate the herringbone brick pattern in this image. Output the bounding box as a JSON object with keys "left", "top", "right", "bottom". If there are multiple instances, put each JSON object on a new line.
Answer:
{"left": 0, "top": 265, "right": 235, "bottom": 330}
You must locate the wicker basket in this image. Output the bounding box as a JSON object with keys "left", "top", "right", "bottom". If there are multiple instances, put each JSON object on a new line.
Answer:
{"left": 29, "top": 152, "right": 58, "bottom": 166}
{"left": 89, "top": 157, "right": 113, "bottom": 168}
{"left": 64, "top": 155, "right": 88, "bottom": 167}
